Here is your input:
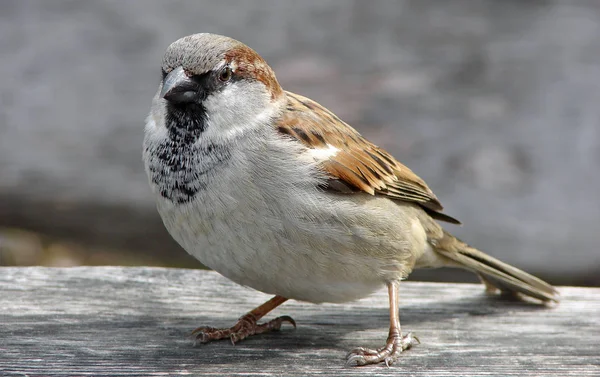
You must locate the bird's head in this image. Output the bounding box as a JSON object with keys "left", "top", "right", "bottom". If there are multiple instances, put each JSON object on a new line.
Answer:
{"left": 156, "top": 33, "right": 285, "bottom": 142}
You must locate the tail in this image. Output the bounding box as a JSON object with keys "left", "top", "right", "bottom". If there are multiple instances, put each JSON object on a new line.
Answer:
{"left": 433, "top": 230, "right": 560, "bottom": 303}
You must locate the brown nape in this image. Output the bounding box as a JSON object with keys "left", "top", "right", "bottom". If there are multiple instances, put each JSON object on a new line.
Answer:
{"left": 224, "top": 45, "right": 283, "bottom": 100}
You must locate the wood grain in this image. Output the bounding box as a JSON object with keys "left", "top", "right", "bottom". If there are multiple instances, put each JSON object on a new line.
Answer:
{"left": 0, "top": 267, "right": 598, "bottom": 376}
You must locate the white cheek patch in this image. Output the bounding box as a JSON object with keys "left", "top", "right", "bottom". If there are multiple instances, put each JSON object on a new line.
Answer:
{"left": 308, "top": 144, "right": 340, "bottom": 161}
{"left": 202, "top": 81, "right": 278, "bottom": 142}
{"left": 145, "top": 96, "right": 169, "bottom": 141}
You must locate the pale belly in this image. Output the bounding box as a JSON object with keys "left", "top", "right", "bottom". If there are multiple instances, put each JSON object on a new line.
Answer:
{"left": 155, "top": 186, "right": 426, "bottom": 304}
{"left": 146, "top": 130, "right": 429, "bottom": 303}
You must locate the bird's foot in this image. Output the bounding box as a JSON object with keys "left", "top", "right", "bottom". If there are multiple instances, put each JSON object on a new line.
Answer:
{"left": 191, "top": 313, "right": 296, "bottom": 345}
{"left": 346, "top": 332, "right": 419, "bottom": 367}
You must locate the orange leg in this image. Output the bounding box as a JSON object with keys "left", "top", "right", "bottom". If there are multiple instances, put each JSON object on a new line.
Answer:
{"left": 192, "top": 295, "right": 295, "bottom": 345}
{"left": 346, "top": 282, "right": 419, "bottom": 366}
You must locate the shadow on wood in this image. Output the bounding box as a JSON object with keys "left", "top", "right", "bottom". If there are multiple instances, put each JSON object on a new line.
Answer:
{"left": 0, "top": 267, "right": 598, "bottom": 376}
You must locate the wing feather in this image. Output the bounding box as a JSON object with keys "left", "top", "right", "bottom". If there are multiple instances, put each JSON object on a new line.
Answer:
{"left": 278, "top": 91, "right": 460, "bottom": 224}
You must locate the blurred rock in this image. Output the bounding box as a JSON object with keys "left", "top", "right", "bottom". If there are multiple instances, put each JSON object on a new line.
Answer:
{"left": 1, "top": 0, "right": 599, "bottom": 284}
{"left": 0, "top": 228, "right": 43, "bottom": 266}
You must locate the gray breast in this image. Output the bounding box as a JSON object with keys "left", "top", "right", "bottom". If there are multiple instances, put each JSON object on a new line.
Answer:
{"left": 144, "top": 140, "right": 231, "bottom": 204}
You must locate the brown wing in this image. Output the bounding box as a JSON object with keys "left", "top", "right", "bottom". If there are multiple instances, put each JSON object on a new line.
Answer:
{"left": 278, "top": 91, "right": 461, "bottom": 224}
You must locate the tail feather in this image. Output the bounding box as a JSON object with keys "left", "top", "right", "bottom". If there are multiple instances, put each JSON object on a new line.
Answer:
{"left": 434, "top": 232, "right": 560, "bottom": 303}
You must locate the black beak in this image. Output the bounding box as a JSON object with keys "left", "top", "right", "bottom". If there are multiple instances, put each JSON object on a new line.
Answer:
{"left": 160, "top": 67, "right": 201, "bottom": 104}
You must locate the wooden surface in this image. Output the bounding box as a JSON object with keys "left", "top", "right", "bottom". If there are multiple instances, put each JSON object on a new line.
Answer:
{"left": 0, "top": 267, "right": 598, "bottom": 376}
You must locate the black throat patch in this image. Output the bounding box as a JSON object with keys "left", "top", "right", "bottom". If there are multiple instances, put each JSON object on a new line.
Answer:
{"left": 146, "top": 104, "right": 231, "bottom": 204}
{"left": 165, "top": 102, "right": 207, "bottom": 144}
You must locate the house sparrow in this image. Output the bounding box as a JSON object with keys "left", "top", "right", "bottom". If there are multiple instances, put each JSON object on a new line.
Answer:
{"left": 143, "top": 33, "right": 559, "bottom": 367}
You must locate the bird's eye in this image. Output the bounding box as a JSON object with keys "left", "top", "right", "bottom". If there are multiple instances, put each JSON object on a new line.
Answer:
{"left": 218, "top": 66, "right": 233, "bottom": 82}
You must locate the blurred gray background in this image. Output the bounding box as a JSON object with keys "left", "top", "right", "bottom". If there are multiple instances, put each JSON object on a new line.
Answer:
{"left": 0, "top": 0, "right": 599, "bottom": 286}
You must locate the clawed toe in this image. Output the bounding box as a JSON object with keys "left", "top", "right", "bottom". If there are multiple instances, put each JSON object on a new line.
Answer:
{"left": 345, "top": 332, "right": 419, "bottom": 367}
{"left": 191, "top": 325, "right": 233, "bottom": 345}
{"left": 400, "top": 332, "right": 419, "bottom": 349}
{"left": 345, "top": 346, "right": 369, "bottom": 358}
{"left": 191, "top": 314, "right": 296, "bottom": 345}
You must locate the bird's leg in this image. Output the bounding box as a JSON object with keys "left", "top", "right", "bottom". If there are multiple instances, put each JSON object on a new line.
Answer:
{"left": 477, "top": 273, "right": 501, "bottom": 295}
{"left": 477, "top": 273, "right": 522, "bottom": 299}
{"left": 346, "top": 281, "right": 419, "bottom": 367}
{"left": 192, "top": 295, "right": 295, "bottom": 345}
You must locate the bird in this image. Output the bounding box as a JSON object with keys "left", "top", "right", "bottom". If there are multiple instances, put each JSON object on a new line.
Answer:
{"left": 143, "top": 33, "right": 559, "bottom": 367}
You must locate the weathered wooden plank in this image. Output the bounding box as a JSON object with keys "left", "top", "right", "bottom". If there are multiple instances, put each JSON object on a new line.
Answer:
{"left": 0, "top": 267, "right": 598, "bottom": 376}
